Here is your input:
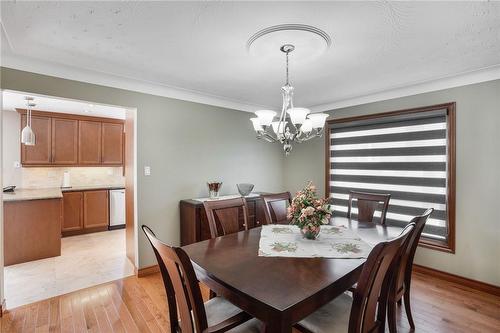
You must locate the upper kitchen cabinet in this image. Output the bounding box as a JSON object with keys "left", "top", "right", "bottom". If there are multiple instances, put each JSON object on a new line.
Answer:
{"left": 78, "top": 120, "right": 102, "bottom": 165}
{"left": 52, "top": 118, "right": 78, "bottom": 165}
{"left": 101, "top": 122, "right": 124, "bottom": 165}
{"left": 21, "top": 114, "right": 52, "bottom": 165}
{"left": 18, "top": 110, "right": 124, "bottom": 167}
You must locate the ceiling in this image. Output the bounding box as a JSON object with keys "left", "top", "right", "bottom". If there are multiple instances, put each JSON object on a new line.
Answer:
{"left": 1, "top": 1, "right": 499, "bottom": 112}
{"left": 2, "top": 90, "right": 126, "bottom": 119}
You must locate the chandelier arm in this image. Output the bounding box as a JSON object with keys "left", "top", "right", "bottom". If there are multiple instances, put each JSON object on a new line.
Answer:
{"left": 259, "top": 130, "right": 279, "bottom": 143}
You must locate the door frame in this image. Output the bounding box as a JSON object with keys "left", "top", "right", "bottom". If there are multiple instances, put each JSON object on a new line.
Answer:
{"left": 0, "top": 90, "right": 139, "bottom": 311}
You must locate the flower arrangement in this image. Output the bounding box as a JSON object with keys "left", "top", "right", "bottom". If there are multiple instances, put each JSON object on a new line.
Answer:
{"left": 287, "top": 182, "right": 333, "bottom": 239}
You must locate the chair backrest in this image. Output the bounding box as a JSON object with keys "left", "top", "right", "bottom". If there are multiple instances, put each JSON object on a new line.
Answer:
{"left": 349, "top": 223, "right": 415, "bottom": 333}
{"left": 203, "top": 197, "right": 249, "bottom": 238}
{"left": 261, "top": 192, "right": 292, "bottom": 225}
{"left": 142, "top": 225, "right": 208, "bottom": 333}
{"left": 347, "top": 191, "right": 391, "bottom": 224}
{"left": 392, "top": 209, "right": 433, "bottom": 298}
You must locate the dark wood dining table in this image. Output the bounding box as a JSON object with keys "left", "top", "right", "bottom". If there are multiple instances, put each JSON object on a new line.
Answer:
{"left": 182, "top": 217, "right": 404, "bottom": 333}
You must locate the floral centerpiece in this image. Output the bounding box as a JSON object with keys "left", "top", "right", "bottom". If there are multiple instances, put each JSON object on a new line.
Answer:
{"left": 287, "top": 182, "right": 334, "bottom": 240}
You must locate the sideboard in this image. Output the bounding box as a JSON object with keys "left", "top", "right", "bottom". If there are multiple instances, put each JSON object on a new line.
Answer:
{"left": 180, "top": 194, "right": 266, "bottom": 246}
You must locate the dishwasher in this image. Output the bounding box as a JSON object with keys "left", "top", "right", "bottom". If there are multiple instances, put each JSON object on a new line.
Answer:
{"left": 109, "top": 189, "right": 126, "bottom": 229}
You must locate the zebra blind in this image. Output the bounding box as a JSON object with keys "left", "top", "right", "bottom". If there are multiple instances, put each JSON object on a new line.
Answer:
{"left": 328, "top": 109, "right": 450, "bottom": 244}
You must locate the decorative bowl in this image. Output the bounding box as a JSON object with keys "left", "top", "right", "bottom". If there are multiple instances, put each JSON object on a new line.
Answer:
{"left": 237, "top": 183, "right": 254, "bottom": 196}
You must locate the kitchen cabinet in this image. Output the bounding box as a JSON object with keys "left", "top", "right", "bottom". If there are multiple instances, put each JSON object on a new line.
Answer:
{"left": 78, "top": 120, "right": 102, "bottom": 165}
{"left": 21, "top": 115, "right": 52, "bottom": 165}
{"left": 83, "top": 190, "right": 109, "bottom": 229}
{"left": 62, "top": 191, "right": 83, "bottom": 232}
{"left": 4, "top": 198, "right": 62, "bottom": 266}
{"left": 18, "top": 110, "right": 124, "bottom": 167}
{"left": 52, "top": 118, "right": 78, "bottom": 164}
{"left": 102, "top": 122, "right": 124, "bottom": 165}
{"left": 62, "top": 189, "right": 114, "bottom": 236}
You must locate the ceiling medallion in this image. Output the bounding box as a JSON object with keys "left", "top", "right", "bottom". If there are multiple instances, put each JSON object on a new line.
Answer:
{"left": 247, "top": 25, "right": 331, "bottom": 156}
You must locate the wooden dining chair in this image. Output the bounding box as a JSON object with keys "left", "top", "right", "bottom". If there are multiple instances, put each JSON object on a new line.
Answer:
{"left": 387, "top": 208, "right": 433, "bottom": 333}
{"left": 142, "top": 225, "right": 262, "bottom": 333}
{"left": 347, "top": 191, "right": 391, "bottom": 224}
{"left": 203, "top": 197, "right": 250, "bottom": 238}
{"left": 294, "top": 223, "right": 415, "bottom": 333}
{"left": 261, "top": 192, "right": 292, "bottom": 225}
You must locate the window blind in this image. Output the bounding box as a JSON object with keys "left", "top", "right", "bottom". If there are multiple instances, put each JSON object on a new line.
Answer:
{"left": 328, "top": 110, "right": 449, "bottom": 242}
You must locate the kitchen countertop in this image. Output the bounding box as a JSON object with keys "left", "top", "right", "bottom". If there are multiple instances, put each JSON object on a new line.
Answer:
{"left": 3, "top": 184, "right": 125, "bottom": 202}
{"left": 3, "top": 188, "right": 64, "bottom": 202}
{"left": 61, "top": 184, "right": 125, "bottom": 192}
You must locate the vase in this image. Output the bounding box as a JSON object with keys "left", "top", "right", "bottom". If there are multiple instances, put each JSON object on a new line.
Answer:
{"left": 207, "top": 181, "right": 223, "bottom": 199}
{"left": 301, "top": 226, "right": 321, "bottom": 240}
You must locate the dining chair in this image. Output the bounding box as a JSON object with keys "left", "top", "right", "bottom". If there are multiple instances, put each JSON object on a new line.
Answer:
{"left": 203, "top": 197, "right": 250, "bottom": 238}
{"left": 387, "top": 208, "right": 433, "bottom": 333}
{"left": 142, "top": 225, "right": 262, "bottom": 333}
{"left": 294, "top": 223, "right": 415, "bottom": 333}
{"left": 261, "top": 191, "right": 292, "bottom": 225}
{"left": 347, "top": 191, "right": 391, "bottom": 224}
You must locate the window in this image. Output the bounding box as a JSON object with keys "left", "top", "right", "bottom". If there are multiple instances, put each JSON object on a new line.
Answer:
{"left": 326, "top": 103, "right": 456, "bottom": 252}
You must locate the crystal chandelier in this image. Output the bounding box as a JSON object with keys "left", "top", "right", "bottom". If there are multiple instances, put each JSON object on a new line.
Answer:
{"left": 250, "top": 44, "right": 328, "bottom": 156}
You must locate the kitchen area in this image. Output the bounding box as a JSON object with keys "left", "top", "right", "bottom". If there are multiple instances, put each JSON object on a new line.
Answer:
{"left": 2, "top": 91, "right": 133, "bottom": 308}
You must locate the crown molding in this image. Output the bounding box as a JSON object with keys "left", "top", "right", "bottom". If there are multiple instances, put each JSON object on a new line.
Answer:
{"left": 2, "top": 52, "right": 499, "bottom": 115}
{"left": 309, "top": 64, "right": 500, "bottom": 112}
{"left": 0, "top": 52, "right": 270, "bottom": 113}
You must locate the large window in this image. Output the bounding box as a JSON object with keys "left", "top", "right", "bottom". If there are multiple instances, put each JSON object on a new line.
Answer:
{"left": 326, "top": 103, "right": 456, "bottom": 252}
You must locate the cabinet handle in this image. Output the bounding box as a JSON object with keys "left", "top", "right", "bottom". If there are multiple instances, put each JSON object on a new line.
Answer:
{"left": 256, "top": 221, "right": 260, "bottom": 225}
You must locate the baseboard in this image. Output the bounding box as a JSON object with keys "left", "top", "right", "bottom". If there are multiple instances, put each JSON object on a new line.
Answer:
{"left": 108, "top": 224, "right": 126, "bottom": 231}
{"left": 0, "top": 298, "right": 6, "bottom": 317}
{"left": 413, "top": 264, "right": 500, "bottom": 296}
{"left": 136, "top": 264, "right": 159, "bottom": 277}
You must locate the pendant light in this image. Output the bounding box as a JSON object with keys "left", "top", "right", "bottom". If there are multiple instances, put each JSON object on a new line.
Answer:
{"left": 21, "top": 97, "right": 36, "bottom": 146}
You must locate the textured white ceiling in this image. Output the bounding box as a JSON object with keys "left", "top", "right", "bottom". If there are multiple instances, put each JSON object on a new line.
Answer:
{"left": 1, "top": 1, "right": 499, "bottom": 112}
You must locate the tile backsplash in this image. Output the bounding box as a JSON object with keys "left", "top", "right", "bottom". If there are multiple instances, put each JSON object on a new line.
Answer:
{"left": 20, "top": 167, "right": 125, "bottom": 188}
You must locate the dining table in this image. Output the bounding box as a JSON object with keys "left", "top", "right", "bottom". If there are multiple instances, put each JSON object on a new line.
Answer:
{"left": 182, "top": 217, "right": 404, "bottom": 333}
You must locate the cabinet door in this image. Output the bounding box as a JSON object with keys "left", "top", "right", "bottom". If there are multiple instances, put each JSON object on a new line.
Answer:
{"left": 78, "top": 121, "right": 102, "bottom": 164}
{"left": 62, "top": 191, "right": 83, "bottom": 232}
{"left": 83, "top": 190, "right": 109, "bottom": 228}
{"left": 101, "top": 122, "right": 124, "bottom": 165}
{"left": 52, "top": 118, "right": 78, "bottom": 165}
{"left": 21, "top": 115, "right": 52, "bottom": 165}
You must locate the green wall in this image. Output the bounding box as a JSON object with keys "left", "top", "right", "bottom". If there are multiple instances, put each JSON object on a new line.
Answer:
{"left": 284, "top": 79, "right": 500, "bottom": 286}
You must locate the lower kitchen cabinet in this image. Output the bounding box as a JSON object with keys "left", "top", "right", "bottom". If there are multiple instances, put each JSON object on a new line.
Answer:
{"left": 4, "top": 198, "right": 62, "bottom": 266}
{"left": 62, "top": 191, "right": 83, "bottom": 232}
{"left": 84, "top": 190, "right": 109, "bottom": 228}
{"left": 62, "top": 189, "right": 109, "bottom": 236}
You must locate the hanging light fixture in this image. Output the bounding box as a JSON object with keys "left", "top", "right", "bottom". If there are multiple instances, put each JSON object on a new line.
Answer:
{"left": 250, "top": 44, "right": 328, "bottom": 155}
{"left": 21, "top": 97, "right": 36, "bottom": 146}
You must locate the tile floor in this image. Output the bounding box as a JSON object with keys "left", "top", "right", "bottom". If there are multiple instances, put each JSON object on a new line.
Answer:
{"left": 4, "top": 229, "right": 135, "bottom": 309}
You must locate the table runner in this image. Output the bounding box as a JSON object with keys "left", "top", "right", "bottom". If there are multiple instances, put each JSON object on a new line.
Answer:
{"left": 258, "top": 225, "right": 373, "bottom": 258}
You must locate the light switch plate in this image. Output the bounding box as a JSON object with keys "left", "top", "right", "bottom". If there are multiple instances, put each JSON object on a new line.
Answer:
{"left": 144, "top": 166, "right": 151, "bottom": 176}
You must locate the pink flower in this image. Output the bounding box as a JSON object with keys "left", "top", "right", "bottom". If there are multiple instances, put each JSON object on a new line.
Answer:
{"left": 301, "top": 206, "right": 315, "bottom": 216}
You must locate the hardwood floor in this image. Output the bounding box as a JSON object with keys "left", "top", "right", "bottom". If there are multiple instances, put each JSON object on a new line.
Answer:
{"left": 1, "top": 271, "right": 499, "bottom": 332}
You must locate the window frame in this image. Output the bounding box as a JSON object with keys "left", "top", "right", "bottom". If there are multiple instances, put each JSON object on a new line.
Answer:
{"left": 325, "top": 102, "right": 456, "bottom": 253}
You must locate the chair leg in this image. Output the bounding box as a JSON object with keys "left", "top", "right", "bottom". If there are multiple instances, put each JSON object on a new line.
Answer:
{"left": 403, "top": 288, "right": 415, "bottom": 329}
{"left": 387, "top": 300, "right": 398, "bottom": 333}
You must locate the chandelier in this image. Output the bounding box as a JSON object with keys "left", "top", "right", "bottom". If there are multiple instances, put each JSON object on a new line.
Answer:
{"left": 250, "top": 44, "right": 328, "bottom": 156}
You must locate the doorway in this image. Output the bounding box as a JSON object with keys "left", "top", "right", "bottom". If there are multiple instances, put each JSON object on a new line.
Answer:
{"left": 1, "top": 90, "right": 137, "bottom": 309}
